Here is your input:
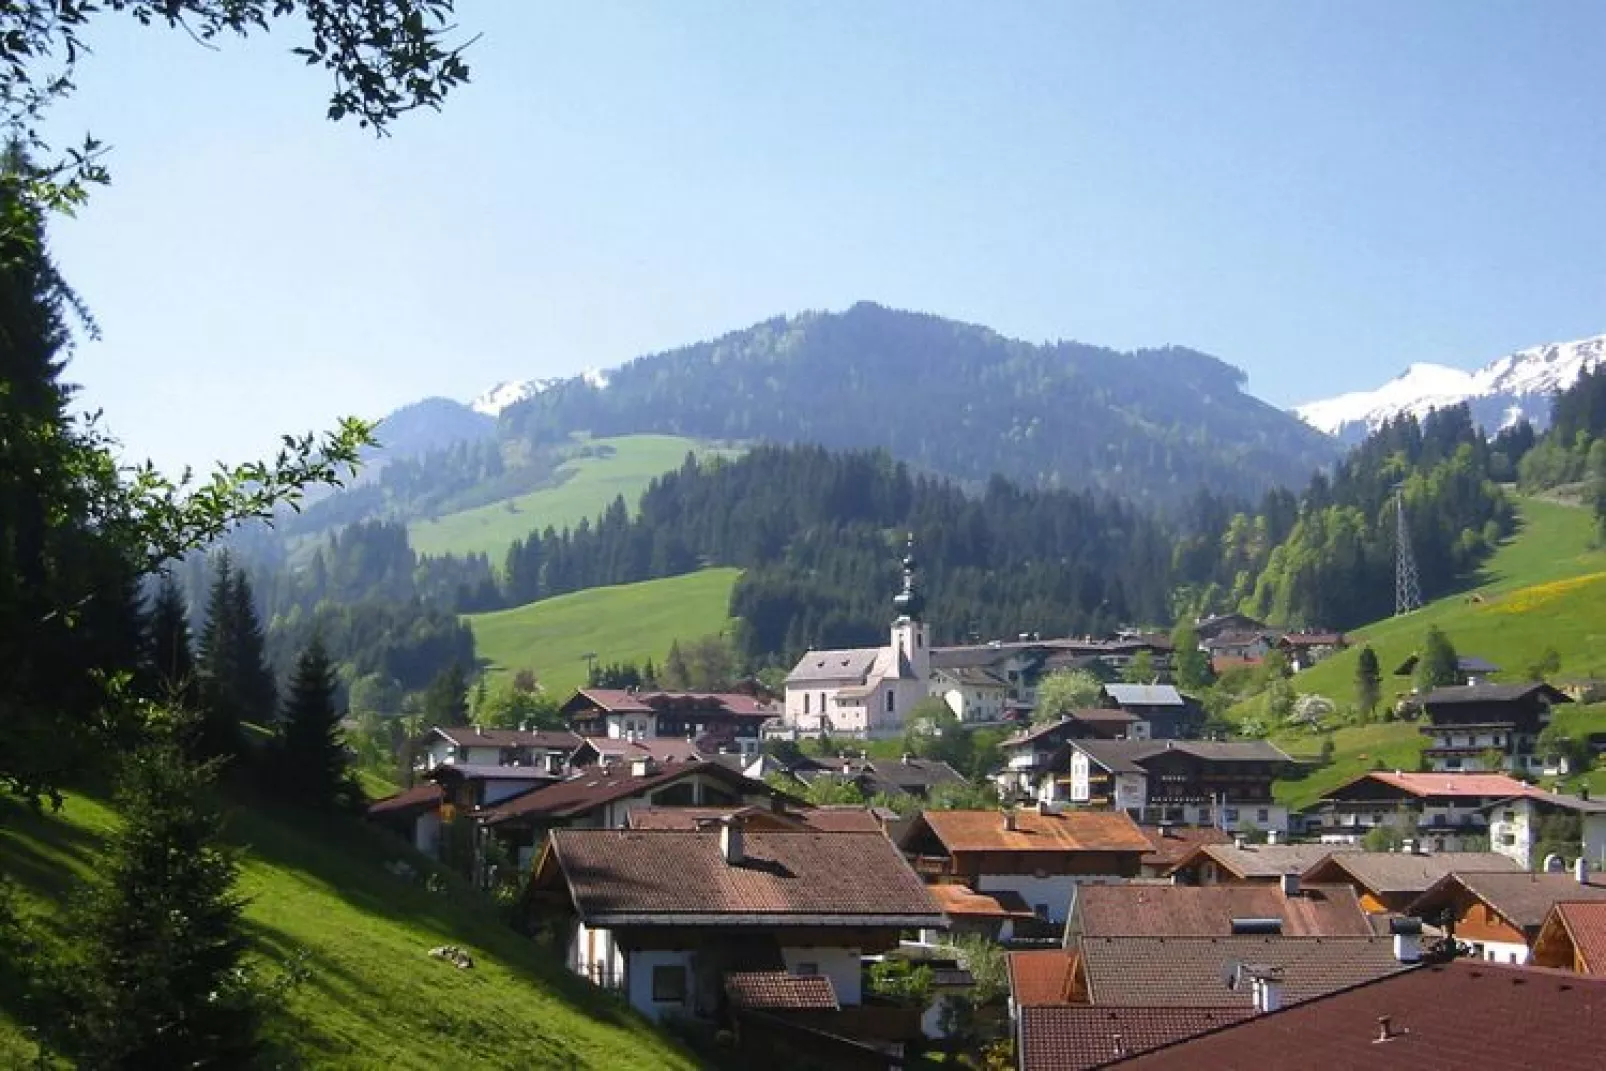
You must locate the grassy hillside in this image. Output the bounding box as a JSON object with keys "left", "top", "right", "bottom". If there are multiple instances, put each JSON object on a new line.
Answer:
{"left": 1252, "top": 497, "right": 1606, "bottom": 810}
{"left": 0, "top": 789, "right": 695, "bottom": 1070}
{"left": 410, "top": 435, "right": 734, "bottom": 560}
{"left": 467, "top": 568, "right": 741, "bottom": 697}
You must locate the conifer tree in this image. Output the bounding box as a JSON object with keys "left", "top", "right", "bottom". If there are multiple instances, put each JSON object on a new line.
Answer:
{"left": 1416, "top": 627, "right": 1460, "bottom": 691}
{"left": 278, "top": 635, "right": 353, "bottom": 809}
{"left": 662, "top": 640, "right": 691, "bottom": 690}
{"left": 196, "top": 553, "right": 243, "bottom": 758}
{"left": 1354, "top": 646, "right": 1382, "bottom": 718}
{"left": 148, "top": 574, "right": 197, "bottom": 706}
{"left": 422, "top": 662, "right": 469, "bottom": 724}
{"left": 229, "top": 567, "right": 278, "bottom": 726}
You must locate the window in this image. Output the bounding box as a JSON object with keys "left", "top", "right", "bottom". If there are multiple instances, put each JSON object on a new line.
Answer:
{"left": 803, "top": 693, "right": 810, "bottom": 715}
{"left": 794, "top": 962, "right": 819, "bottom": 977}
{"left": 819, "top": 692, "right": 826, "bottom": 713}
{"left": 1224, "top": 807, "right": 1240, "bottom": 821}
{"left": 1257, "top": 808, "right": 1269, "bottom": 823}
{"left": 652, "top": 965, "right": 687, "bottom": 1003}
{"left": 1035, "top": 903, "right": 1050, "bottom": 920}
{"left": 1502, "top": 809, "right": 1515, "bottom": 822}
{"left": 887, "top": 691, "right": 896, "bottom": 713}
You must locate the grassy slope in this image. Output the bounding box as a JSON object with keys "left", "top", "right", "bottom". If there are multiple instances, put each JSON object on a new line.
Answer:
{"left": 0, "top": 790, "right": 694, "bottom": 1070}
{"left": 467, "top": 568, "right": 741, "bottom": 697}
{"left": 409, "top": 435, "right": 730, "bottom": 561}
{"left": 1251, "top": 498, "right": 1606, "bottom": 809}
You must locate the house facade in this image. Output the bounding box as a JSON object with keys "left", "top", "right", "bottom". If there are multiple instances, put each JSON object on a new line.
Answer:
{"left": 416, "top": 727, "right": 581, "bottom": 774}
{"left": 1414, "top": 683, "right": 1570, "bottom": 775}
{"left": 1065, "top": 739, "right": 1295, "bottom": 834}
{"left": 1485, "top": 789, "right": 1606, "bottom": 868}
{"left": 1406, "top": 864, "right": 1606, "bottom": 965}
{"left": 1307, "top": 771, "right": 1534, "bottom": 852}
{"left": 560, "top": 688, "right": 777, "bottom": 759}
{"left": 1097, "top": 684, "right": 1200, "bottom": 740}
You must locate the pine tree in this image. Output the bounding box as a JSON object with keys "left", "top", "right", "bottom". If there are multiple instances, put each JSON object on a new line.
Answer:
{"left": 662, "top": 640, "right": 690, "bottom": 690}
{"left": 230, "top": 567, "right": 278, "bottom": 726}
{"left": 148, "top": 574, "right": 197, "bottom": 706}
{"left": 278, "top": 635, "right": 353, "bottom": 809}
{"left": 1354, "top": 646, "right": 1382, "bottom": 719}
{"left": 1416, "top": 627, "right": 1460, "bottom": 691}
{"left": 422, "top": 662, "right": 469, "bottom": 724}
{"left": 196, "top": 553, "right": 243, "bottom": 758}
{"left": 66, "top": 738, "right": 261, "bottom": 1066}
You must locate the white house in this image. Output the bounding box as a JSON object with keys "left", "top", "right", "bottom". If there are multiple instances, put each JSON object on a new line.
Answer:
{"left": 932, "top": 665, "right": 1011, "bottom": 722}
{"left": 1485, "top": 789, "right": 1606, "bottom": 869}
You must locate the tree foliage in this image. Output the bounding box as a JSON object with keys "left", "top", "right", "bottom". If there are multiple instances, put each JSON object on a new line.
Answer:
{"left": 1416, "top": 627, "right": 1460, "bottom": 692}
{"left": 1034, "top": 669, "right": 1104, "bottom": 723}
{"left": 1354, "top": 646, "right": 1382, "bottom": 718}
{"left": 276, "top": 635, "right": 357, "bottom": 810}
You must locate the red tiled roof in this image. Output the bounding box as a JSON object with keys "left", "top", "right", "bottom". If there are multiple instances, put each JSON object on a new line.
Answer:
{"left": 724, "top": 971, "right": 839, "bottom": 1011}
{"left": 366, "top": 782, "right": 442, "bottom": 818}
{"left": 1009, "top": 950, "right": 1078, "bottom": 1007}
{"left": 1326, "top": 770, "right": 1536, "bottom": 800}
{"left": 1548, "top": 901, "right": 1606, "bottom": 973}
{"left": 931, "top": 884, "right": 1038, "bottom": 920}
{"left": 538, "top": 829, "right": 943, "bottom": 925}
{"left": 1074, "top": 883, "right": 1374, "bottom": 938}
{"left": 798, "top": 806, "right": 886, "bottom": 833}
{"left": 1137, "top": 825, "right": 1231, "bottom": 870}
{"left": 917, "top": 808, "right": 1153, "bottom": 854}
{"left": 1019, "top": 1006, "right": 1253, "bottom": 1070}
{"left": 1120, "top": 960, "right": 1606, "bottom": 1070}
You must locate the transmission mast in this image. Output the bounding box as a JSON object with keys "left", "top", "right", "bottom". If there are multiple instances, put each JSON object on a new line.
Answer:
{"left": 1394, "top": 489, "right": 1422, "bottom": 615}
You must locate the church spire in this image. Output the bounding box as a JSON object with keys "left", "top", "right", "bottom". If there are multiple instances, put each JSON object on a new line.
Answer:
{"left": 892, "top": 532, "right": 925, "bottom": 620}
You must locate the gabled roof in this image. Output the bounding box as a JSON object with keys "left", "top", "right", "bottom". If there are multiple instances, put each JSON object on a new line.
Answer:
{"left": 425, "top": 764, "right": 559, "bottom": 783}
{"left": 366, "top": 782, "right": 443, "bottom": 819}
{"left": 426, "top": 726, "right": 582, "bottom": 750}
{"left": 1076, "top": 935, "right": 1413, "bottom": 1008}
{"left": 483, "top": 760, "right": 779, "bottom": 825}
{"left": 563, "top": 688, "right": 778, "bottom": 717}
{"left": 724, "top": 971, "right": 839, "bottom": 1011}
{"left": 1118, "top": 960, "right": 1606, "bottom": 1071}
{"left": 1074, "top": 883, "right": 1374, "bottom": 938}
{"left": 1278, "top": 631, "right": 1346, "bottom": 648}
{"left": 785, "top": 647, "right": 882, "bottom": 684}
{"left": 570, "top": 736, "right": 704, "bottom": 766}
{"left": 910, "top": 808, "right": 1153, "bottom": 855}
{"left": 1002, "top": 718, "right": 1081, "bottom": 748}
{"left": 1414, "top": 682, "right": 1571, "bottom": 706}
{"left": 624, "top": 804, "right": 884, "bottom": 834}
{"left": 1323, "top": 770, "right": 1536, "bottom": 801}
{"left": 536, "top": 829, "right": 943, "bottom": 926}
{"left": 1170, "top": 842, "right": 1351, "bottom": 880}
{"left": 1408, "top": 871, "right": 1606, "bottom": 933}
{"left": 1102, "top": 684, "right": 1186, "bottom": 707}
{"left": 1394, "top": 653, "right": 1503, "bottom": 676}
{"left": 934, "top": 665, "right": 1010, "bottom": 689}
{"left": 1137, "top": 825, "right": 1232, "bottom": 871}
{"left": 1485, "top": 789, "right": 1606, "bottom": 815}
{"left": 1303, "top": 851, "right": 1522, "bottom": 897}
{"left": 1072, "top": 738, "right": 1292, "bottom": 774}
{"left": 1019, "top": 1006, "right": 1254, "bottom": 1071}
{"left": 1539, "top": 901, "right": 1606, "bottom": 973}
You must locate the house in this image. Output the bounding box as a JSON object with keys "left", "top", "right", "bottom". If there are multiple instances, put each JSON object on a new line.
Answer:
{"left": 1530, "top": 900, "right": 1606, "bottom": 974}
{"left": 1096, "top": 684, "right": 1200, "bottom": 740}
{"left": 1485, "top": 788, "right": 1606, "bottom": 868}
{"left": 426, "top": 763, "right": 559, "bottom": 812}
{"left": 782, "top": 542, "right": 934, "bottom": 738}
{"left": 931, "top": 665, "right": 1011, "bottom": 723}
{"left": 1406, "top": 862, "right": 1606, "bottom": 964}
{"left": 568, "top": 735, "right": 704, "bottom": 770}
{"left": 1393, "top": 652, "right": 1503, "bottom": 686}
{"left": 820, "top": 755, "right": 969, "bottom": 800}
{"left": 1008, "top": 948, "right": 1083, "bottom": 1010}
{"left": 1201, "top": 630, "right": 1276, "bottom": 664}
{"left": 415, "top": 726, "right": 581, "bottom": 773}
{"left": 1112, "top": 959, "right": 1606, "bottom": 1071}
{"left": 1134, "top": 824, "right": 1232, "bottom": 878}
{"left": 1412, "top": 682, "right": 1570, "bottom": 774}
{"left": 1298, "top": 849, "right": 1523, "bottom": 915}
{"left": 1194, "top": 612, "right": 1268, "bottom": 640}
{"left": 367, "top": 782, "right": 446, "bottom": 855}
{"left": 898, "top": 807, "right": 1151, "bottom": 925}
{"left": 1306, "top": 770, "right": 1535, "bottom": 851}
{"left": 560, "top": 688, "right": 778, "bottom": 759}
{"left": 1068, "top": 880, "right": 1375, "bottom": 938}
{"left": 1166, "top": 841, "right": 1349, "bottom": 886}
{"left": 926, "top": 884, "right": 1040, "bottom": 943}
{"left": 1064, "top": 739, "right": 1296, "bottom": 833}
{"left": 624, "top": 803, "right": 886, "bottom": 834}
{"left": 1275, "top": 631, "right": 1347, "bottom": 671}
{"left": 528, "top": 826, "right": 944, "bottom": 1028}
{"left": 1017, "top": 1006, "right": 1253, "bottom": 1071}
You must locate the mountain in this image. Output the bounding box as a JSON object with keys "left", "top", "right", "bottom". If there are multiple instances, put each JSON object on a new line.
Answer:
{"left": 371, "top": 397, "right": 493, "bottom": 460}
{"left": 471, "top": 370, "right": 613, "bottom": 416}
{"left": 495, "top": 302, "right": 1339, "bottom": 507}
{"left": 1296, "top": 334, "right": 1606, "bottom": 444}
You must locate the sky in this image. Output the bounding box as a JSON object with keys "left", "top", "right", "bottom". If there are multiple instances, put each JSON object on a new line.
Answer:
{"left": 42, "top": 1, "right": 1606, "bottom": 474}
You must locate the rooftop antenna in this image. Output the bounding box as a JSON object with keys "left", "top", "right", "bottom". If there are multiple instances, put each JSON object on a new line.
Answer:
{"left": 1394, "top": 488, "right": 1422, "bottom": 616}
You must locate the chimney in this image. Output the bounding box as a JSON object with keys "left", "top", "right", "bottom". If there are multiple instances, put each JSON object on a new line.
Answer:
{"left": 1003, "top": 807, "right": 1018, "bottom": 832}
{"left": 719, "top": 818, "right": 745, "bottom": 865}
{"left": 1279, "top": 873, "right": 1300, "bottom": 897}
{"left": 1250, "top": 971, "right": 1284, "bottom": 1013}
{"left": 1375, "top": 1016, "right": 1403, "bottom": 1043}
{"left": 902, "top": 752, "right": 913, "bottom": 765}
{"left": 1576, "top": 857, "right": 1591, "bottom": 885}
{"left": 1266, "top": 830, "right": 1281, "bottom": 845}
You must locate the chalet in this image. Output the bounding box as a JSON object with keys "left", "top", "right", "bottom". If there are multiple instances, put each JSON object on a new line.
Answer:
{"left": 624, "top": 803, "right": 886, "bottom": 834}
{"left": 1406, "top": 862, "right": 1606, "bottom": 964}
{"left": 1194, "top": 612, "right": 1267, "bottom": 640}
{"left": 415, "top": 726, "right": 580, "bottom": 774}
{"left": 1067, "top": 880, "right": 1375, "bottom": 938}
{"left": 1275, "top": 630, "right": 1347, "bottom": 671}
{"left": 1412, "top": 682, "right": 1570, "bottom": 774}
{"left": 367, "top": 782, "right": 445, "bottom": 855}
{"left": 1530, "top": 900, "right": 1606, "bottom": 974}
{"left": 1202, "top": 629, "right": 1276, "bottom": 663}
{"left": 796, "top": 755, "right": 968, "bottom": 801}
{"left": 997, "top": 720, "right": 1082, "bottom": 804}
{"left": 1111, "top": 959, "right": 1606, "bottom": 1071}
{"left": 427, "top": 763, "right": 558, "bottom": 812}
{"left": 567, "top": 735, "right": 703, "bottom": 770}
{"left": 1065, "top": 739, "right": 1295, "bottom": 833}
{"left": 1166, "top": 841, "right": 1350, "bottom": 886}
{"left": 1299, "top": 849, "right": 1522, "bottom": 914}
{"left": 898, "top": 807, "right": 1151, "bottom": 924}
{"left": 1306, "top": 770, "right": 1535, "bottom": 851}
{"left": 529, "top": 826, "right": 944, "bottom": 1028}
{"left": 1485, "top": 789, "right": 1606, "bottom": 868}
{"left": 561, "top": 688, "right": 778, "bottom": 759}
{"left": 1096, "top": 684, "right": 1200, "bottom": 739}
{"left": 1393, "top": 652, "right": 1502, "bottom": 686}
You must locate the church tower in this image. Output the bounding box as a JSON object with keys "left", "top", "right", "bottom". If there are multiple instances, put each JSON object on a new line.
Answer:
{"left": 889, "top": 534, "right": 930, "bottom": 682}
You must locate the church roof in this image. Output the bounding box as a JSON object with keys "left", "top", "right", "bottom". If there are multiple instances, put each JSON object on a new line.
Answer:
{"left": 786, "top": 647, "right": 881, "bottom": 684}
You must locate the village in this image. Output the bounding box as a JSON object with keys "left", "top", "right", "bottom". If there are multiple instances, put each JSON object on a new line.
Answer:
{"left": 367, "top": 554, "right": 1606, "bottom": 1070}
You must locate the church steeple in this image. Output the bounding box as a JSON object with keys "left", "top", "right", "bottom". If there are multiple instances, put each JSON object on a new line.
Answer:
{"left": 892, "top": 533, "right": 925, "bottom": 620}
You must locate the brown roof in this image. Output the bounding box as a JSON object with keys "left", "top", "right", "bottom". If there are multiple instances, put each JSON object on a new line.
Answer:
{"left": 1076, "top": 936, "right": 1413, "bottom": 1008}
{"left": 1409, "top": 871, "right": 1606, "bottom": 933}
{"left": 1303, "top": 851, "right": 1523, "bottom": 897}
{"left": 484, "top": 760, "right": 777, "bottom": 825}
{"left": 801, "top": 806, "right": 887, "bottom": 833}
{"left": 931, "top": 884, "right": 1038, "bottom": 920}
{"left": 568, "top": 688, "right": 778, "bottom": 718}
{"left": 1544, "top": 901, "right": 1606, "bottom": 973}
{"left": 1074, "top": 883, "right": 1374, "bottom": 938}
{"left": 366, "top": 782, "right": 442, "bottom": 818}
{"left": 1009, "top": 950, "right": 1079, "bottom": 1007}
{"left": 572, "top": 735, "right": 705, "bottom": 765}
{"left": 724, "top": 971, "right": 839, "bottom": 1011}
{"left": 916, "top": 808, "right": 1153, "bottom": 855}
{"left": 1173, "top": 842, "right": 1349, "bottom": 880}
{"left": 1137, "top": 825, "right": 1231, "bottom": 870}
{"left": 624, "top": 804, "right": 883, "bottom": 834}
{"left": 538, "top": 829, "right": 943, "bottom": 926}
{"left": 1019, "top": 1006, "right": 1253, "bottom": 1070}
{"left": 429, "top": 726, "right": 582, "bottom": 750}
{"left": 1120, "top": 960, "right": 1606, "bottom": 1071}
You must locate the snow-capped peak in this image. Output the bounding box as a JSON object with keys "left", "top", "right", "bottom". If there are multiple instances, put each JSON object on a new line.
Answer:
{"left": 469, "top": 368, "right": 612, "bottom": 416}
{"left": 1294, "top": 334, "right": 1605, "bottom": 441}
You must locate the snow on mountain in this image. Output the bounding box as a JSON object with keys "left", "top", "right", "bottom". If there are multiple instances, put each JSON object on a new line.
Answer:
{"left": 470, "top": 369, "right": 612, "bottom": 416}
{"left": 1295, "top": 334, "right": 1606, "bottom": 442}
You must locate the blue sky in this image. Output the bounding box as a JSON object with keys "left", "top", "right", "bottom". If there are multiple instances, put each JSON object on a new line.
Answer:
{"left": 45, "top": 1, "right": 1606, "bottom": 474}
